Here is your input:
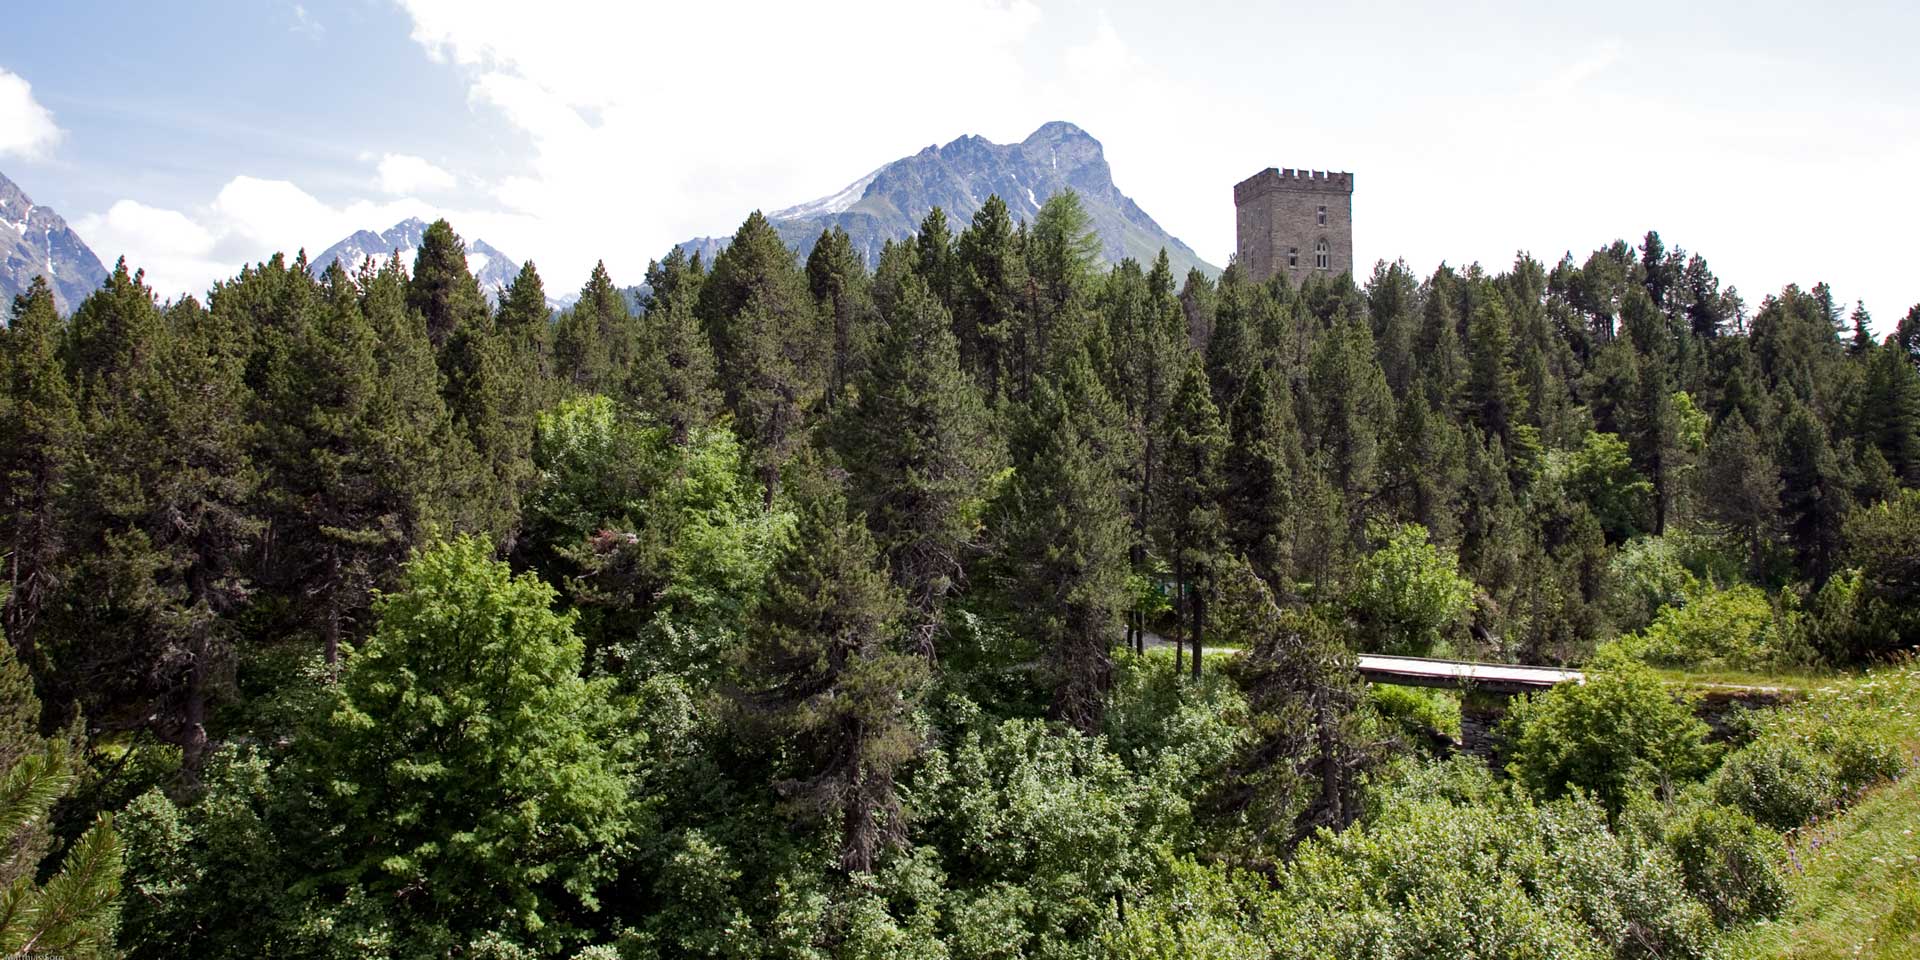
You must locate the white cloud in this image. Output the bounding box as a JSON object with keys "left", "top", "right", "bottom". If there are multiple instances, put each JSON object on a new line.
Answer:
{"left": 77, "top": 176, "right": 537, "bottom": 303}
{"left": 375, "top": 153, "right": 456, "bottom": 194}
{"left": 394, "top": 0, "right": 1047, "bottom": 285}
{"left": 0, "top": 67, "right": 62, "bottom": 160}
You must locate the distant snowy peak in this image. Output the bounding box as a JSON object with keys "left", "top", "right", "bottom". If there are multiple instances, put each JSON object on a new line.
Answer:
{"left": 0, "top": 169, "right": 108, "bottom": 314}
{"left": 771, "top": 165, "right": 886, "bottom": 221}
{"left": 309, "top": 217, "right": 521, "bottom": 304}
{"left": 671, "top": 120, "right": 1216, "bottom": 280}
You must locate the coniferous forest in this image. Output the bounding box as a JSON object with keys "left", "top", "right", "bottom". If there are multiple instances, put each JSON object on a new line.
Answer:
{"left": 2, "top": 192, "right": 1918, "bottom": 958}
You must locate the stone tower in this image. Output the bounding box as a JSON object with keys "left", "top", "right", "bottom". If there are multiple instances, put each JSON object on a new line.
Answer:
{"left": 1233, "top": 168, "right": 1354, "bottom": 283}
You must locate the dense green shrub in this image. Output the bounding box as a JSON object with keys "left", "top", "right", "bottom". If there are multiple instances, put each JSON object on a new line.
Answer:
{"left": 1369, "top": 684, "right": 1461, "bottom": 748}
{"left": 1344, "top": 522, "right": 1474, "bottom": 657}
{"left": 1501, "top": 653, "right": 1714, "bottom": 813}
{"left": 1709, "top": 737, "right": 1837, "bottom": 830}
{"left": 1604, "top": 536, "right": 1700, "bottom": 635}
{"left": 1622, "top": 583, "right": 1810, "bottom": 671}
{"left": 1655, "top": 798, "right": 1789, "bottom": 925}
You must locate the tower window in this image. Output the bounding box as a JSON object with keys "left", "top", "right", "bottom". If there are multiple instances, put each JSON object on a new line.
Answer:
{"left": 1288, "top": 247, "right": 1299, "bottom": 268}
{"left": 1315, "top": 239, "right": 1330, "bottom": 270}
{"left": 1317, "top": 205, "right": 1328, "bottom": 226}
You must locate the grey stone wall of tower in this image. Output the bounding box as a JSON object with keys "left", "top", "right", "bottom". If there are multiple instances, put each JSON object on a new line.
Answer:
{"left": 1233, "top": 169, "right": 1354, "bottom": 284}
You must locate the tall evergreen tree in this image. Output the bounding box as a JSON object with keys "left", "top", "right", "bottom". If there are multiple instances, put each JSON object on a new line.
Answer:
{"left": 1463, "top": 294, "right": 1526, "bottom": 441}
{"left": 1702, "top": 411, "right": 1782, "bottom": 578}
{"left": 806, "top": 226, "right": 875, "bottom": 409}
{"left": 698, "top": 213, "right": 824, "bottom": 504}
{"left": 952, "top": 196, "right": 1026, "bottom": 403}
{"left": 0, "top": 279, "right": 79, "bottom": 674}
{"left": 406, "top": 218, "right": 488, "bottom": 350}
{"left": 833, "top": 273, "right": 993, "bottom": 659}
{"left": 632, "top": 293, "right": 722, "bottom": 445}
{"left": 913, "top": 207, "right": 956, "bottom": 311}
{"left": 1157, "top": 358, "right": 1229, "bottom": 678}
{"left": 55, "top": 267, "right": 259, "bottom": 775}
{"left": 1777, "top": 399, "right": 1851, "bottom": 583}
{"left": 553, "top": 262, "right": 636, "bottom": 397}
{"left": 1222, "top": 367, "right": 1303, "bottom": 591}
{"left": 741, "top": 461, "right": 925, "bottom": 873}
{"left": 1001, "top": 350, "right": 1133, "bottom": 730}
{"left": 1307, "top": 313, "right": 1392, "bottom": 536}
{"left": 1857, "top": 341, "right": 1920, "bottom": 485}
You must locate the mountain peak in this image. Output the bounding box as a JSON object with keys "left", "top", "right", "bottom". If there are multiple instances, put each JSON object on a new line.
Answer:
{"left": 0, "top": 169, "right": 109, "bottom": 314}
{"left": 677, "top": 121, "right": 1213, "bottom": 279}
{"left": 310, "top": 217, "right": 523, "bottom": 304}
{"left": 1023, "top": 120, "right": 1094, "bottom": 145}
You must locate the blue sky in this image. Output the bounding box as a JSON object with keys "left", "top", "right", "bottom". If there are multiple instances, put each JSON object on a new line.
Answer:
{"left": 2, "top": 0, "right": 1916, "bottom": 327}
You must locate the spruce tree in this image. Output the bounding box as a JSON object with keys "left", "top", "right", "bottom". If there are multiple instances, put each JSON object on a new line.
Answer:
{"left": 740, "top": 460, "right": 925, "bottom": 873}
{"left": 833, "top": 273, "right": 993, "bottom": 659}
{"left": 1157, "top": 357, "right": 1228, "bottom": 678}
{"left": 1001, "top": 350, "right": 1133, "bottom": 730}
{"left": 0, "top": 278, "right": 79, "bottom": 674}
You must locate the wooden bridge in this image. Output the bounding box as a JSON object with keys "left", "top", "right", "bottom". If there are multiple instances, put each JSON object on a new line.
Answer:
{"left": 1355, "top": 654, "right": 1583, "bottom": 695}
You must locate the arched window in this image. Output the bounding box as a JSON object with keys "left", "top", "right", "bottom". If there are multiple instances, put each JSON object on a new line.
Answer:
{"left": 1315, "top": 239, "right": 1330, "bottom": 270}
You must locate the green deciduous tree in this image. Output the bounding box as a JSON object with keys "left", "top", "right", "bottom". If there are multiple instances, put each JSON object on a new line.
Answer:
{"left": 293, "top": 536, "right": 633, "bottom": 955}
{"left": 1344, "top": 522, "right": 1473, "bottom": 657}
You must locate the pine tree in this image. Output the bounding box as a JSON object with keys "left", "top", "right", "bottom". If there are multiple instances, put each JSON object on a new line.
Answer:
{"left": 407, "top": 218, "right": 488, "bottom": 351}
{"left": 1157, "top": 357, "right": 1228, "bottom": 678}
{"left": 1222, "top": 367, "right": 1303, "bottom": 591}
{"left": 496, "top": 260, "right": 555, "bottom": 401}
{"left": 806, "top": 226, "right": 875, "bottom": 408}
{"left": 1204, "top": 568, "right": 1369, "bottom": 852}
{"left": 698, "top": 213, "right": 824, "bottom": 504}
{"left": 1384, "top": 385, "right": 1467, "bottom": 546}
{"left": 1857, "top": 341, "right": 1920, "bottom": 485}
{"left": 1001, "top": 350, "right": 1133, "bottom": 730}
{"left": 833, "top": 273, "right": 993, "bottom": 659}
{"left": 741, "top": 461, "right": 925, "bottom": 873}
{"left": 1702, "top": 411, "right": 1782, "bottom": 578}
{"left": 0, "top": 279, "right": 79, "bottom": 674}
{"left": 642, "top": 245, "right": 705, "bottom": 316}
{"left": 631, "top": 292, "right": 721, "bottom": 445}
{"left": 553, "top": 261, "right": 635, "bottom": 397}
{"left": 0, "top": 729, "right": 121, "bottom": 958}
{"left": 1463, "top": 293, "right": 1526, "bottom": 441}
{"left": 1307, "top": 312, "right": 1392, "bottom": 536}
{"left": 54, "top": 265, "right": 261, "bottom": 774}
{"left": 953, "top": 196, "right": 1026, "bottom": 403}
{"left": 1777, "top": 399, "right": 1851, "bottom": 583}
{"left": 913, "top": 207, "right": 956, "bottom": 311}
{"left": 1204, "top": 265, "right": 1261, "bottom": 411}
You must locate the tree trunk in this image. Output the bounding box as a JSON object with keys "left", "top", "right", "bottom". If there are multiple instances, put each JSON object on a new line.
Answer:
{"left": 1191, "top": 579, "right": 1205, "bottom": 680}
{"left": 182, "top": 631, "right": 209, "bottom": 782}
{"left": 1172, "top": 558, "right": 1185, "bottom": 675}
